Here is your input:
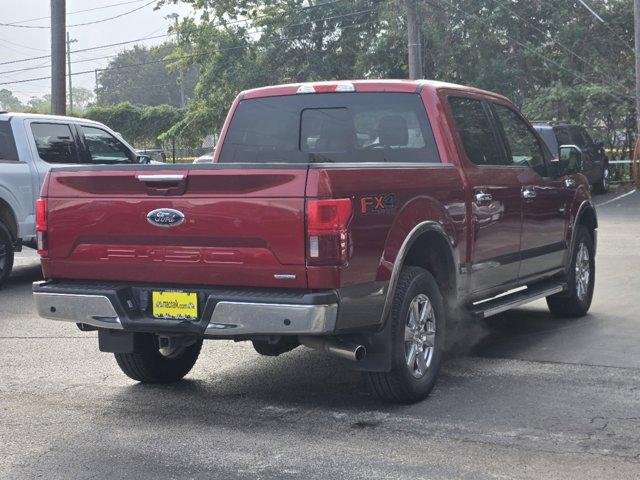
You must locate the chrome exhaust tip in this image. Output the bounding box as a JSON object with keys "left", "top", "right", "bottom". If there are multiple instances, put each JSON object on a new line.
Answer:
{"left": 299, "top": 337, "right": 366, "bottom": 362}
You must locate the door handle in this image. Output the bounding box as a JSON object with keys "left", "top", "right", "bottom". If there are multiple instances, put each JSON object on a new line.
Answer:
{"left": 522, "top": 187, "right": 537, "bottom": 199}
{"left": 564, "top": 178, "right": 576, "bottom": 188}
{"left": 474, "top": 192, "right": 493, "bottom": 205}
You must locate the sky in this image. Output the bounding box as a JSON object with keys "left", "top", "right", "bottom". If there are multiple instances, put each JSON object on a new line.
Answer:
{"left": 0, "top": 0, "right": 195, "bottom": 103}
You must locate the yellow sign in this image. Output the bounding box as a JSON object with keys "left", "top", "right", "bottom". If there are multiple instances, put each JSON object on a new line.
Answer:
{"left": 152, "top": 291, "right": 198, "bottom": 320}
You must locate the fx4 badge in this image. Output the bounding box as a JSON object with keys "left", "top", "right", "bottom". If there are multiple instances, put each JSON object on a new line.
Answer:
{"left": 360, "top": 194, "right": 396, "bottom": 214}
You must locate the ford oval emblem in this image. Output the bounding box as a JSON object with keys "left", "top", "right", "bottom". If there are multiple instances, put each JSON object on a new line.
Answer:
{"left": 147, "top": 208, "right": 185, "bottom": 228}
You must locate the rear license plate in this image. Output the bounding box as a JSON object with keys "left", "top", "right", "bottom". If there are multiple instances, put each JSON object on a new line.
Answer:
{"left": 152, "top": 291, "right": 198, "bottom": 320}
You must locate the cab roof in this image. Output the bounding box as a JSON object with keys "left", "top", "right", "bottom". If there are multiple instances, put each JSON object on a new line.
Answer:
{"left": 240, "top": 79, "right": 510, "bottom": 103}
{"left": 0, "top": 111, "right": 104, "bottom": 127}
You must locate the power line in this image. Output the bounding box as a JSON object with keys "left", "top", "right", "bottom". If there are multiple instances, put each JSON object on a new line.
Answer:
{"left": 0, "top": 0, "right": 156, "bottom": 29}
{"left": 0, "top": 13, "right": 380, "bottom": 87}
{"left": 0, "top": 0, "right": 377, "bottom": 75}
{"left": 0, "top": 34, "right": 169, "bottom": 67}
{"left": 571, "top": 0, "right": 634, "bottom": 52}
{"left": 494, "top": 3, "right": 631, "bottom": 96}
{"left": 0, "top": 0, "right": 361, "bottom": 68}
{"left": 0, "top": 36, "right": 49, "bottom": 53}
{"left": 426, "top": 0, "right": 630, "bottom": 102}
{"left": 577, "top": 0, "right": 604, "bottom": 22}
{"left": 68, "top": 0, "right": 156, "bottom": 28}
{"left": 3, "top": 0, "right": 150, "bottom": 26}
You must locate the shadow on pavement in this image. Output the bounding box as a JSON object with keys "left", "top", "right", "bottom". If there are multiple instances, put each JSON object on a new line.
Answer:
{"left": 1, "top": 263, "right": 42, "bottom": 291}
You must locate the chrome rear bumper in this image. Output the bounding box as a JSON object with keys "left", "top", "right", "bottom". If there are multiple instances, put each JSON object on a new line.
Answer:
{"left": 33, "top": 283, "right": 337, "bottom": 336}
{"left": 206, "top": 302, "right": 337, "bottom": 335}
{"left": 34, "top": 292, "right": 123, "bottom": 330}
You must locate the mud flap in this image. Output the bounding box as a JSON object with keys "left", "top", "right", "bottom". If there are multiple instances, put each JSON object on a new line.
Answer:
{"left": 342, "top": 317, "right": 393, "bottom": 372}
{"left": 98, "top": 330, "right": 135, "bottom": 353}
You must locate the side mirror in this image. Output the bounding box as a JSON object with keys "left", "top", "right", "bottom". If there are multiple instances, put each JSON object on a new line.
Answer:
{"left": 557, "top": 144, "right": 582, "bottom": 176}
{"left": 137, "top": 155, "right": 152, "bottom": 164}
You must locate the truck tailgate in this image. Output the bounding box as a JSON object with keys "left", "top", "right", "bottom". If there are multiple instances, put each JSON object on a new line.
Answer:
{"left": 42, "top": 167, "right": 308, "bottom": 288}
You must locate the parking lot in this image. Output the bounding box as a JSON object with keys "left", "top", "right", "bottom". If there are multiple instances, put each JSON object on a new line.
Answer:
{"left": 0, "top": 188, "right": 638, "bottom": 480}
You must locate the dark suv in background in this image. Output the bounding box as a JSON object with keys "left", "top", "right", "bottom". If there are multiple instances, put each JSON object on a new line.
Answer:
{"left": 533, "top": 122, "right": 610, "bottom": 193}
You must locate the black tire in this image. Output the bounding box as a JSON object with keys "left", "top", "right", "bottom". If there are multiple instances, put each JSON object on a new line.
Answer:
{"left": 593, "top": 164, "right": 610, "bottom": 194}
{"left": 0, "top": 222, "right": 15, "bottom": 288}
{"left": 114, "top": 334, "right": 202, "bottom": 383}
{"left": 365, "top": 267, "right": 445, "bottom": 404}
{"left": 547, "top": 226, "right": 595, "bottom": 318}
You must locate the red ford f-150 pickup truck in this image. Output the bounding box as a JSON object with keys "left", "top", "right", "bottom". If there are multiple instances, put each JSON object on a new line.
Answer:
{"left": 33, "top": 80, "right": 597, "bottom": 403}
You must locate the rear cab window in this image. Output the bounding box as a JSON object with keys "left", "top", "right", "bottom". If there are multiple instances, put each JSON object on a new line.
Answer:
{"left": 218, "top": 93, "right": 440, "bottom": 164}
{"left": 0, "top": 121, "right": 18, "bottom": 162}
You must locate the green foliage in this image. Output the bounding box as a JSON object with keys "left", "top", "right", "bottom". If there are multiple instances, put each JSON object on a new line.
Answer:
{"left": 70, "top": 87, "right": 95, "bottom": 113}
{"left": 0, "top": 89, "right": 23, "bottom": 111}
{"left": 96, "top": 43, "right": 198, "bottom": 107}
{"left": 153, "top": 0, "right": 635, "bottom": 144}
{"left": 85, "top": 102, "right": 184, "bottom": 147}
{"left": 27, "top": 95, "right": 52, "bottom": 114}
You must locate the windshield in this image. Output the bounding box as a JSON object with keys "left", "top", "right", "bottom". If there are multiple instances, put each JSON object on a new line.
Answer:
{"left": 219, "top": 92, "right": 440, "bottom": 164}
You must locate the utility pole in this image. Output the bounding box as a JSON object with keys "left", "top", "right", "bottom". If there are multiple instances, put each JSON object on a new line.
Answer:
{"left": 404, "top": 0, "right": 422, "bottom": 80}
{"left": 635, "top": 0, "right": 640, "bottom": 133}
{"left": 634, "top": 0, "right": 640, "bottom": 187}
{"left": 166, "top": 13, "right": 185, "bottom": 108}
{"left": 51, "top": 0, "right": 66, "bottom": 115}
{"left": 66, "top": 32, "right": 77, "bottom": 114}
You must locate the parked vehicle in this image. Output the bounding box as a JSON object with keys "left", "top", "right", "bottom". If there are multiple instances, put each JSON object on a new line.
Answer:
{"left": 136, "top": 149, "right": 166, "bottom": 164}
{"left": 193, "top": 151, "right": 215, "bottom": 163}
{"left": 0, "top": 111, "right": 151, "bottom": 286}
{"left": 32, "top": 81, "right": 597, "bottom": 403}
{"left": 533, "top": 122, "right": 610, "bottom": 193}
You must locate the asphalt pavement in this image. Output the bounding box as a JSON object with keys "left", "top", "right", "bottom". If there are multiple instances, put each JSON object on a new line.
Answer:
{"left": 1, "top": 187, "right": 639, "bottom": 479}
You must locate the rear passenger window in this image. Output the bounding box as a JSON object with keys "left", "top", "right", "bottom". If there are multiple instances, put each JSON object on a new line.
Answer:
{"left": 0, "top": 121, "right": 18, "bottom": 162}
{"left": 31, "top": 123, "right": 78, "bottom": 164}
{"left": 219, "top": 93, "right": 440, "bottom": 164}
{"left": 448, "top": 97, "right": 503, "bottom": 166}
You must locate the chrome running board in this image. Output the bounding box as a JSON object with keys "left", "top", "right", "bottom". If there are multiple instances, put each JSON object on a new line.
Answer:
{"left": 473, "top": 282, "right": 567, "bottom": 319}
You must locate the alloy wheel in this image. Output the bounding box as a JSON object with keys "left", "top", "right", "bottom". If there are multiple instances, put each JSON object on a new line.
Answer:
{"left": 575, "top": 243, "right": 591, "bottom": 301}
{"left": 0, "top": 243, "right": 6, "bottom": 272}
{"left": 404, "top": 293, "right": 436, "bottom": 379}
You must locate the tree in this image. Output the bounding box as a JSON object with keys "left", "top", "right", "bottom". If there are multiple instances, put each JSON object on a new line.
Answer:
{"left": 96, "top": 43, "right": 198, "bottom": 107}
{"left": 84, "top": 102, "right": 183, "bottom": 147}
{"left": 27, "top": 95, "right": 51, "bottom": 114}
{"left": 0, "top": 88, "right": 24, "bottom": 112}
{"left": 156, "top": 0, "right": 635, "bottom": 148}
{"left": 0, "top": 89, "right": 23, "bottom": 111}
{"left": 71, "top": 87, "right": 95, "bottom": 112}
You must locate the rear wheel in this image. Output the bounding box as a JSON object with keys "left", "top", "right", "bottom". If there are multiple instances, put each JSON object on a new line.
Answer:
{"left": 115, "top": 333, "right": 202, "bottom": 383}
{"left": 365, "top": 267, "right": 445, "bottom": 404}
{"left": 547, "top": 226, "right": 595, "bottom": 317}
{"left": 0, "top": 222, "right": 15, "bottom": 288}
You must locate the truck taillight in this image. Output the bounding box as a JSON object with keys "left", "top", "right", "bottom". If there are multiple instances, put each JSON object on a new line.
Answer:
{"left": 306, "top": 198, "right": 353, "bottom": 266}
{"left": 35, "top": 198, "right": 48, "bottom": 257}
